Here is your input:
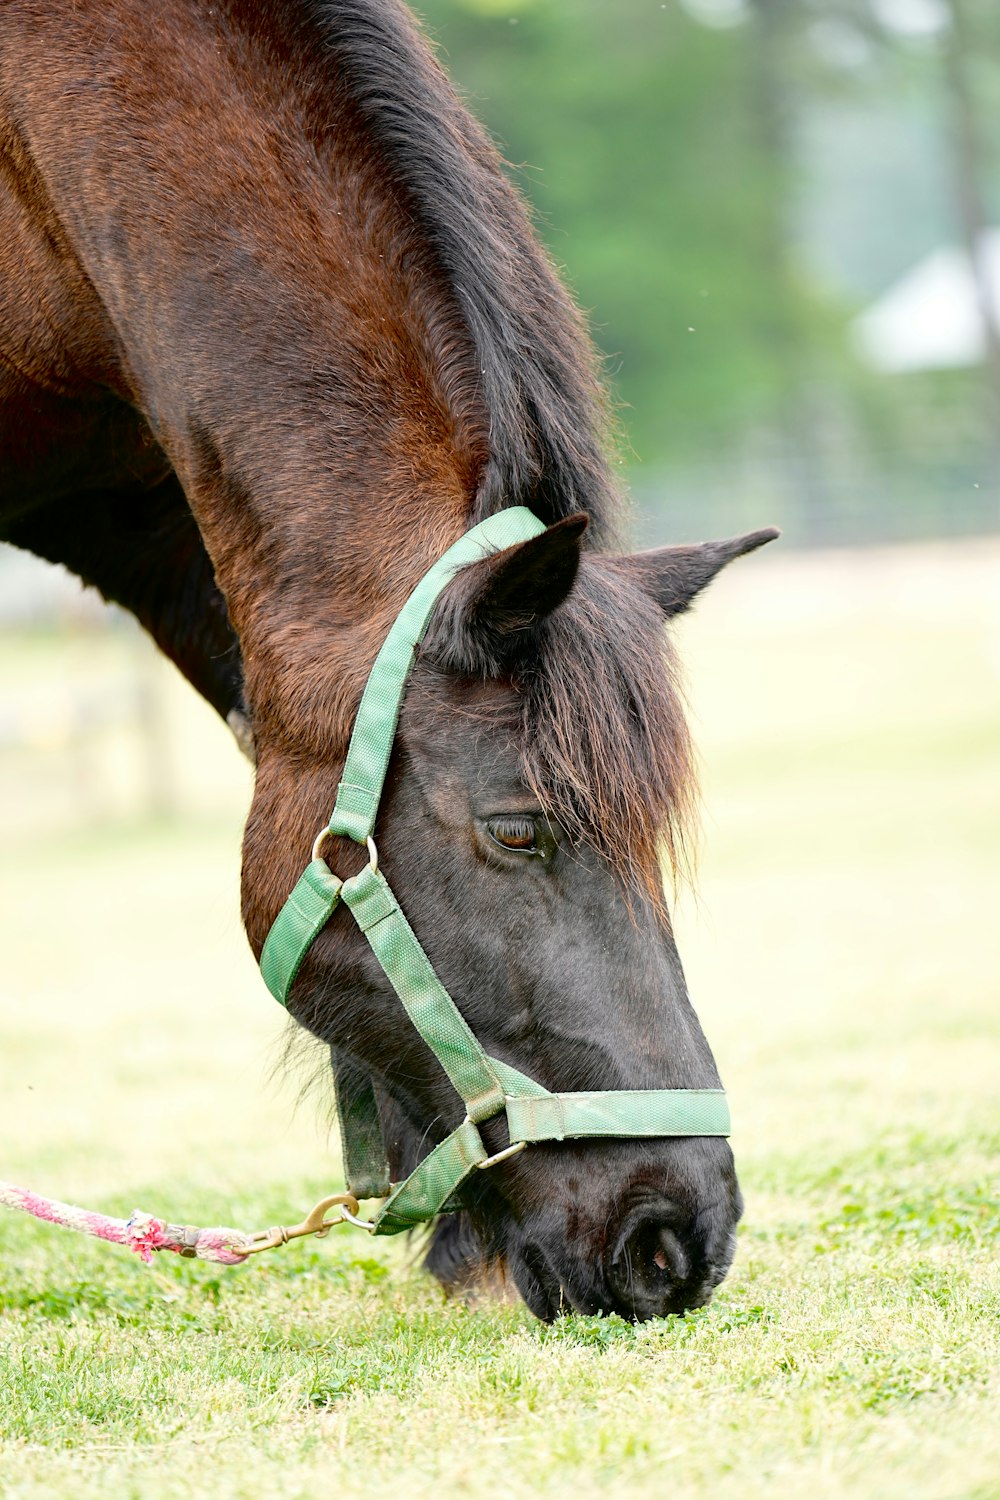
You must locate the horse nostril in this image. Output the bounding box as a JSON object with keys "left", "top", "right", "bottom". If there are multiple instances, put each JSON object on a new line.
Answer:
{"left": 624, "top": 1218, "right": 689, "bottom": 1285}
{"left": 606, "top": 1201, "right": 704, "bottom": 1320}
{"left": 649, "top": 1225, "right": 688, "bottom": 1281}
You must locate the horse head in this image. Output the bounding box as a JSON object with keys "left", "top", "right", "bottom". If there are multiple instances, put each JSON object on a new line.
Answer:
{"left": 247, "top": 515, "right": 775, "bottom": 1320}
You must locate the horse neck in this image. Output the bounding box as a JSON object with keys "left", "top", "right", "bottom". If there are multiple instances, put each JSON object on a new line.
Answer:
{"left": 15, "top": 0, "right": 490, "bottom": 753}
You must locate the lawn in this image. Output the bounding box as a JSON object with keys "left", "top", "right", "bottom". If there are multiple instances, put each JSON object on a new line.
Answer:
{"left": 0, "top": 539, "right": 997, "bottom": 1500}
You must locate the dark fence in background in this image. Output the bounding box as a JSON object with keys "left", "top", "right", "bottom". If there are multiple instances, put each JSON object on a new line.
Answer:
{"left": 635, "top": 419, "right": 999, "bottom": 548}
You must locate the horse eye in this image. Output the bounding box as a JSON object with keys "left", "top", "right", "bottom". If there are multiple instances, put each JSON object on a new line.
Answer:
{"left": 487, "top": 816, "right": 539, "bottom": 853}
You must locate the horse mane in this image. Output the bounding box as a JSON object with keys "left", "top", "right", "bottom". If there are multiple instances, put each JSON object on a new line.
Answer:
{"left": 224, "top": 1, "right": 693, "bottom": 892}
{"left": 274, "top": 0, "right": 692, "bottom": 893}
{"left": 292, "top": 0, "right": 620, "bottom": 541}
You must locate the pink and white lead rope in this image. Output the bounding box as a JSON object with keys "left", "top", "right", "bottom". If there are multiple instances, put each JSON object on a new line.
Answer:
{"left": 0, "top": 1180, "right": 253, "bottom": 1265}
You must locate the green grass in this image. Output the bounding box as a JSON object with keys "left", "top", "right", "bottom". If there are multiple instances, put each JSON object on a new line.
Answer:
{"left": 1, "top": 539, "right": 998, "bottom": 1499}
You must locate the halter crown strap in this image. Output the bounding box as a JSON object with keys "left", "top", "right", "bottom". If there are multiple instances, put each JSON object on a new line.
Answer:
{"left": 260, "top": 506, "right": 545, "bottom": 1007}
{"left": 260, "top": 507, "right": 729, "bottom": 1236}
{"left": 328, "top": 506, "right": 548, "bottom": 844}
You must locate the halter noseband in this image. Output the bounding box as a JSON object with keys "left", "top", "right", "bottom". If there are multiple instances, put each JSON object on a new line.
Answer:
{"left": 259, "top": 507, "right": 729, "bottom": 1235}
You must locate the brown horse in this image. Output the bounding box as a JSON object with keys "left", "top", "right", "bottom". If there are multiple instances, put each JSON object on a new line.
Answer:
{"left": 0, "top": 0, "right": 774, "bottom": 1319}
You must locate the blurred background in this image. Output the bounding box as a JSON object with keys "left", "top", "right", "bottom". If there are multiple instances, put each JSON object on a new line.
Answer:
{"left": 0, "top": 0, "right": 996, "bottom": 1232}
{"left": 423, "top": 0, "right": 1000, "bottom": 546}
{"left": 412, "top": 0, "right": 1000, "bottom": 546}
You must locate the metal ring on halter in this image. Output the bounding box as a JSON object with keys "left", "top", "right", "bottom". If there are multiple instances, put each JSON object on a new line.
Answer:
{"left": 475, "top": 1139, "right": 528, "bottom": 1170}
{"left": 338, "top": 1203, "right": 378, "bottom": 1232}
{"left": 311, "top": 827, "right": 379, "bottom": 874}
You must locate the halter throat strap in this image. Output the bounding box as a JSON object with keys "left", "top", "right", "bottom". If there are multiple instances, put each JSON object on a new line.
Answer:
{"left": 259, "top": 507, "right": 729, "bottom": 1235}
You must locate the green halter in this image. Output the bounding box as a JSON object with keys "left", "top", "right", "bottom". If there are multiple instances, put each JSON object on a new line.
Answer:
{"left": 259, "top": 508, "right": 729, "bottom": 1235}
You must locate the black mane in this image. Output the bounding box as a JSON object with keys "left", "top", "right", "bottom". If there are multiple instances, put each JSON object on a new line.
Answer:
{"left": 283, "top": 2, "right": 691, "bottom": 895}
{"left": 298, "top": 0, "right": 621, "bottom": 541}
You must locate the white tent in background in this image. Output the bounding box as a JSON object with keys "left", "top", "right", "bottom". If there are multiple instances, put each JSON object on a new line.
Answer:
{"left": 853, "top": 229, "right": 1000, "bottom": 373}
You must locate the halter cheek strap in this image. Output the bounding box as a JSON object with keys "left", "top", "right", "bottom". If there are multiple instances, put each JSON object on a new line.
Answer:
{"left": 259, "top": 507, "right": 729, "bottom": 1236}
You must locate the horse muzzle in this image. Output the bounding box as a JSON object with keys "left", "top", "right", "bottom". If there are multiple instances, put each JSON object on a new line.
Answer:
{"left": 504, "top": 1138, "right": 743, "bottom": 1321}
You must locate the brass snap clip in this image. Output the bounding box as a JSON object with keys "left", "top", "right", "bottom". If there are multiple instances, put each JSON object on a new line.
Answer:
{"left": 244, "top": 1192, "right": 375, "bottom": 1255}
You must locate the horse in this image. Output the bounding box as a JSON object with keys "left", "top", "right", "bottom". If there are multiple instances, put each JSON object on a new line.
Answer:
{"left": 0, "top": 0, "right": 775, "bottom": 1320}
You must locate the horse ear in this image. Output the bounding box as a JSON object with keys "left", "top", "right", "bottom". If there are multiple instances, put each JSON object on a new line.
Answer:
{"left": 423, "top": 513, "right": 588, "bottom": 673}
{"left": 624, "top": 527, "right": 779, "bottom": 618}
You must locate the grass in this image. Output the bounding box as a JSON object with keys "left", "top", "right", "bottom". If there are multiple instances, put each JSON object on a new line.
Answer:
{"left": 1, "top": 538, "right": 998, "bottom": 1499}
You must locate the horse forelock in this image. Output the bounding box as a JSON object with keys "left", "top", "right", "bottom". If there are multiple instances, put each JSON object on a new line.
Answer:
{"left": 418, "top": 557, "right": 698, "bottom": 912}
{"left": 519, "top": 560, "right": 697, "bottom": 911}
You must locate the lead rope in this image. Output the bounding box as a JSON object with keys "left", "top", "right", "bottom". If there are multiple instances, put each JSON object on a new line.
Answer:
{"left": 0, "top": 1180, "right": 369, "bottom": 1266}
